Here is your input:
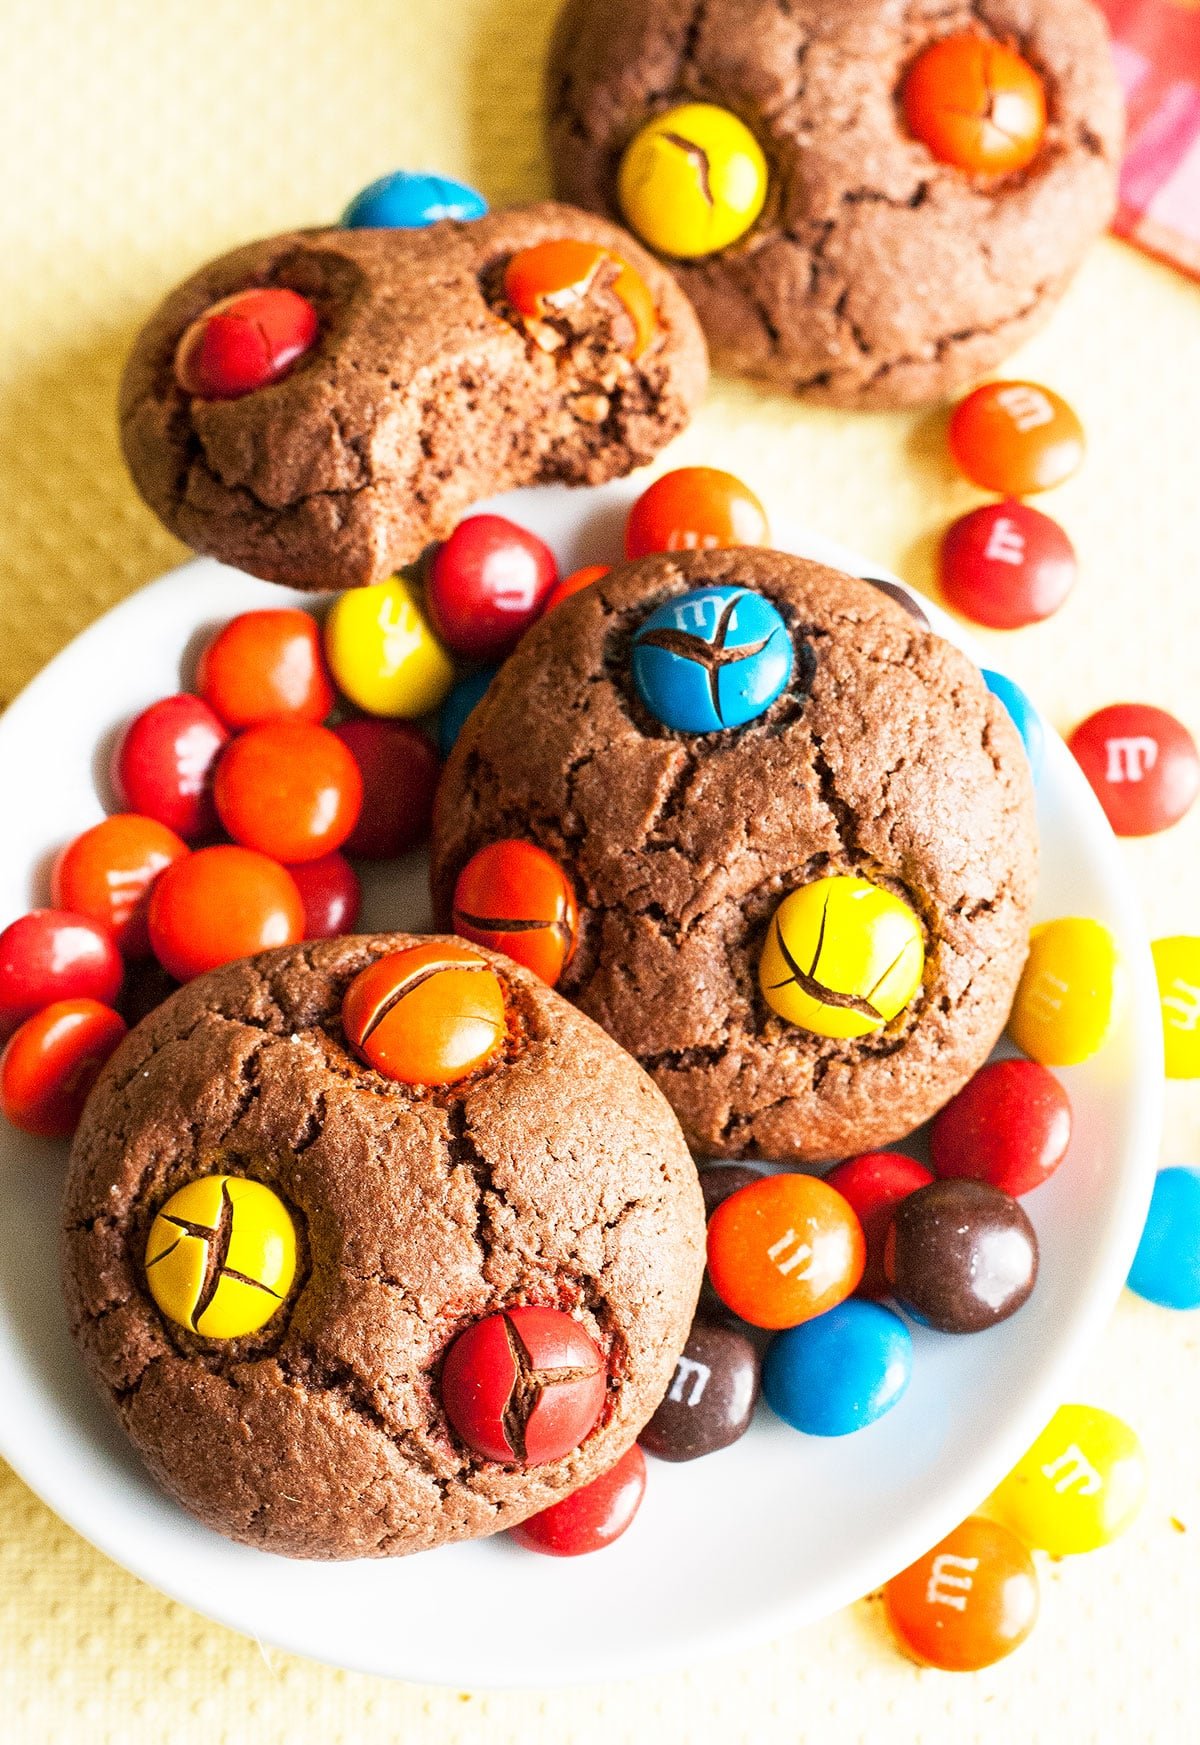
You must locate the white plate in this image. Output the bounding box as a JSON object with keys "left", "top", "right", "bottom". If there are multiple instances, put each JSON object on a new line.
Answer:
{"left": 0, "top": 479, "right": 1162, "bottom": 1687}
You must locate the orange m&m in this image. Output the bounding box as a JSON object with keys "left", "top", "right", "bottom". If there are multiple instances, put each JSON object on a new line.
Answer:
{"left": 706, "top": 1172, "right": 865, "bottom": 1330}
{"left": 503, "top": 239, "right": 657, "bottom": 360}
{"left": 949, "top": 381, "right": 1085, "bottom": 496}
{"left": 342, "top": 941, "right": 507, "bottom": 1086}
{"left": 545, "top": 564, "right": 611, "bottom": 613}
{"left": 885, "top": 1515, "right": 1039, "bottom": 1671}
{"left": 452, "top": 841, "right": 579, "bottom": 986}
{"left": 902, "top": 33, "right": 1047, "bottom": 177}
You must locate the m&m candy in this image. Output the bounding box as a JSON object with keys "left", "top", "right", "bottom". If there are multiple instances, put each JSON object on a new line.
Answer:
{"left": 982, "top": 669, "right": 1045, "bottom": 779}
{"left": 147, "top": 846, "right": 304, "bottom": 983}
{"left": 706, "top": 1172, "right": 865, "bottom": 1330}
{"left": 1152, "top": 937, "right": 1200, "bottom": 1078}
{"left": 197, "top": 608, "right": 335, "bottom": 730}
{"left": 341, "top": 941, "right": 506, "bottom": 1086}
{"left": 940, "top": 501, "right": 1077, "bottom": 628}
{"left": 902, "top": 33, "right": 1047, "bottom": 177}
{"left": 145, "top": 1174, "right": 296, "bottom": 1339}
{"left": 341, "top": 169, "right": 487, "bottom": 229}
{"left": 324, "top": 575, "right": 455, "bottom": 718}
{"left": 213, "top": 721, "right": 363, "bottom": 864}
{"left": 930, "top": 1058, "right": 1072, "bottom": 1198}
{"left": 113, "top": 693, "right": 229, "bottom": 840}
{"left": 451, "top": 840, "right": 578, "bottom": 986}
{"left": 545, "top": 565, "right": 610, "bottom": 613}
{"left": 949, "top": 381, "right": 1085, "bottom": 495}
{"left": 289, "top": 852, "right": 361, "bottom": 939}
{"left": 174, "top": 288, "right": 319, "bottom": 401}
{"left": 625, "top": 467, "right": 769, "bottom": 559}
{"left": 0, "top": 909, "right": 123, "bottom": 1034}
{"left": 52, "top": 814, "right": 189, "bottom": 959}
{"left": 0, "top": 999, "right": 126, "bottom": 1139}
{"left": 763, "top": 1299, "right": 913, "bottom": 1437}
{"left": 632, "top": 585, "right": 793, "bottom": 734}
{"left": 884, "top": 1178, "right": 1038, "bottom": 1333}
{"left": 1069, "top": 703, "right": 1200, "bottom": 837}
{"left": 427, "top": 515, "right": 558, "bottom": 662}
{"left": 824, "top": 1152, "right": 934, "bottom": 1298}
{"left": 438, "top": 668, "right": 498, "bottom": 758}
{"left": 510, "top": 1444, "right": 646, "bottom": 1555}
{"left": 1128, "top": 1167, "right": 1200, "bottom": 1309}
{"left": 503, "top": 239, "right": 657, "bottom": 360}
{"left": 617, "top": 102, "right": 769, "bottom": 258}
{"left": 440, "top": 1305, "right": 606, "bottom": 1464}
{"left": 758, "top": 876, "right": 925, "bottom": 1040}
{"left": 1008, "top": 916, "right": 1122, "bottom": 1066}
{"left": 639, "top": 1319, "right": 760, "bottom": 1461}
{"left": 863, "top": 575, "right": 931, "bottom": 628}
{"left": 333, "top": 718, "right": 440, "bottom": 858}
{"left": 885, "top": 1516, "right": 1039, "bottom": 1671}
{"left": 990, "top": 1404, "right": 1146, "bottom": 1555}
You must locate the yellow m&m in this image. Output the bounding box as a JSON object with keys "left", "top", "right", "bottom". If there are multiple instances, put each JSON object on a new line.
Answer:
{"left": 324, "top": 574, "right": 454, "bottom": 718}
{"left": 618, "top": 102, "right": 768, "bottom": 259}
{"left": 990, "top": 1404, "right": 1146, "bottom": 1555}
{"left": 145, "top": 1174, "right": 297, "bottom": 1339}
{"left": 759, "top": 875, "right": 925, "bottom": 1040}
{"left": 1152, "top": 936, "right": 1200, "bottom": 1079}
{"left": 1008, "top": 916, "right": 1122, "bottom": 1067}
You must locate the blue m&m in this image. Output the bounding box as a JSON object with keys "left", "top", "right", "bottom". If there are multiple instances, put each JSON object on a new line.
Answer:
{"left": 632, "top": 585, "right": 794, "bottom": 734}
{"left": 983, "top": 668, "right": 1045, "bottom": 781}
{"left": 1128, "top": 1167, "right": 1200, "bottom": 1309}
{"left": 438, "top": 665, "right": 499, "bottom": 757}
{"left": 762, "top": 1298, "right": 913, "bottom": 1436}
{"left": 342, "top": 170, "right": 488, "bottom": 230}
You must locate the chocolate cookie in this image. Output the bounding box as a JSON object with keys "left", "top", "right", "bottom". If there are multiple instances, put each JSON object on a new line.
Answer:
{"left": 430, "top": 549, "right": 1038, "bottom": 1162}
{"left": 546, "top": 0, "right": 1122, "bottom": 407}
{"left": 60, "top": 935, "right": 705, "bottom": 1559}
{"left": 119, "top": 203, "right": 708, "bottom": 589}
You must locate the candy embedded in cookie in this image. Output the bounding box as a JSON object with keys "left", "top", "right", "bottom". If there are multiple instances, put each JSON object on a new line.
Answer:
{"left": 145, "top": 1174, "right": 297, "bottom": 1339}
{"left": 631, "top": 584, "right": 796, "bottom": 733}
{"left": 617, "top": 102, "right": 769, "bottom": 258}
{"left": 758, "top": 876, "right": 926, "bottom": 1040}
{"left": 120, "top": 204, "right": 708, "bottom": 589}
{"left": 440, "top": 1306, "right": 606, "bottom": 1464}
{"left": 901, "top": 33, "right": 1047, "bottom": 177}
{"left": 341, "top": 940, "right": 507, "bottom": 1085}
{"left": 451, "top": 841, "right": 579, "bottom": 987}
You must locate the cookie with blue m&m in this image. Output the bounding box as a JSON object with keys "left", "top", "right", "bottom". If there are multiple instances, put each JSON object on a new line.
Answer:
{"left": 632, "top": 585, "right": 794, "bottom": 733}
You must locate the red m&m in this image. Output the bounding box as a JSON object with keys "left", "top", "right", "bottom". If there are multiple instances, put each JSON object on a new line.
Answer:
{"left": 333, "top": 719, "right": 440, "bottom": 859}
{"left": 0, "top": 998, "right": 126, "bottom": 1139}
{"left": 510, "top": 1444, "right": 646, "bottom": 1555}
{"left": 940, "top": 501, "right": 1076, "bottom": 629}
{"left": 174, "top": 287, "right": 319, "bottom": 400}
{"left": 113, "top": 693, "right": 229, "bottom": 840}
{"left": 1069, "top": 703, "right": 1200, "bottom": 837}
{"left": 427, "top": 515, "right": 558, "bottom": 662}
{"left": 930, "top": 1058, "right": 1072, "bottom": 1197}
{"left": 0, "top": 910, "right": 123, "bottom": 1035}
{"left": 289, "top": 853, "right": 361, "bottom": 939}
{"left": 824, "top": 1152, "right": 935, "bottom": 1298}
{"left": 440, "top": 1305, "right": 607, "bottom": 1464}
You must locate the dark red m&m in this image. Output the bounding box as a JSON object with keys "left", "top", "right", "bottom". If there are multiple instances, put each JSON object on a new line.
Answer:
{"left": 509, "top": 1444, "right": 647, "bottom": 1556}
{"left": 440, "top": 1305, "right": 606, "bottom": 1464}
{"left": 825, "top": 1151, "right": 935, "bottom": 1298}
{"left": 939, "top": 500, "right": 1076, "bottom": 629}
{"left": 930, "top": 1058, "right": 1072, "bottom": 1198}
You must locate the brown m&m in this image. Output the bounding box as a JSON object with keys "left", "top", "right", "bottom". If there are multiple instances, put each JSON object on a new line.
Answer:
{"left": 342, "top": 940, "right": 506, "bottom": 1086}
{"left": 884, "top": 1178, "right": 1038, "bottom": 1333}
{"left": 639, "top": 1318, "right": 760, "bottom": 1462}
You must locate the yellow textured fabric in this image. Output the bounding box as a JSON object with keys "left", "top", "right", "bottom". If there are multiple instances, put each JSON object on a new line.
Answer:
{"left": 1, "top": 2, "right": 1198, "bottom": 1739}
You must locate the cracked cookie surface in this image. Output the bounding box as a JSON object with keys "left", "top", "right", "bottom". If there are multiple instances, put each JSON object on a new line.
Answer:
{"left": 119, "top": 203, "right": 708, "bottom": 588}
{"left": 430, "top": 549, "right": 1038, "bottom": 1161}
{"left": 60, "top": 934, "right": 704, "bottom": 1559}
{"left": 546, "top": 0, "right": 1122, "bottom": 407}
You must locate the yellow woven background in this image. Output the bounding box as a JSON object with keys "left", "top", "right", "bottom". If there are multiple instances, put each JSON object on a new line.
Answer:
{"left": 1, "top": 2, "right": 1198, "bottom": 1739}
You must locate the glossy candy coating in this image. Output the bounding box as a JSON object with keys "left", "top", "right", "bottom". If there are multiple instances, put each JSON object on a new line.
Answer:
{"left": 174, "top": 288, "right": 319, "bottom": 400}
{"left": 437, "top": 668, "right": 498, "bottom": 759}
{"left": 706, "top": 1172, "right": 865, "bottom": 1330}
{"left": 289, "top": 852, "right": 361, "bottom": 939}
{"left": 990, "top": 1404, "right": 1147, "bottom": 1555}
{"left": 113, "top": 693, "right": 229, "bottom": 840}
{"left": 341, "top": 169, "right": 487, "bottom": 229}
{"left": 503, "top": 238, "right": 657, "bottom": 359}
{"left": 949, "top": 380, "right": 1085, "bottom": 495}
{"left": 632, "top": 584, "right": 792, "bottom": 734}
{"left": 639, "top": 1318, "right": 760, "bottom": 1461}
{"left": 1128, "top": 1167, "right": 1200, "bottom": 1308}
{"left": 144, "top": 1174, "right": 296, "bottom": 1339}
{"left": 147, "top": 845, "right": 304, "bottom": 982}
{"left": 324, "top": 575, "right": 455, "bottom": 718}
{"left": 334, "top": 718, "right": 441, "bottom": 858}
{"left": 884, "top": 1178, "right": 1038, "bottom": 1332}
{"left": 439, "top": 1305, "right": 606, "bottom": 1464}
{"left": 427, "top": 515, "right": 558, "bottom": 662}
{"left": 197, "top": 609, "right": 335, "bottom": 729}
{"left": 902, "top": 33, "right": 1047, "bottom": 177}
{"left": 983, "top": 669, "right": 1045, "bottom": 779}
{"left": 1153, "top": 937, "right": 1200, "bottom": 1079}
{"left": 213, "top": 721, "right": 363, "bottom": 864}
{"left": 0, "top": 999, "right": 126, "bottom": 1138}
{"left": 930, "top": 1058, "right": 1072, "bottom": 1197}
{"left": 625, "top": 467, "right": 769, "bottom": 559}
{"left": 940, "top": 501, "right": 1076, "bottom": 628}
{"left": 1069, "top": 703, "right": 1200, "bottom": 837}
{"left": 617, "top": 102, "right": 768, "bottom": 258}
{"left": 52, "top": 814, "right": 189, "bottom": 959}
{"left": 885, "top": 1516, "right": 1038, "bottom": 1671}
{"left": 763, "top": 1299, "right": 913, "bottom": 1436}
{"left": 759, "top": 876, "right": 925, "bottom": 1039}
{"left": 1008, "top": 916, "right": 1122, "bottom": 1066}
{"left": 341, "top": 940, "right": 506, "bottom": 1086}
{"left": 545, "top": 564, "right": 610, "bottom": 613}
{"left": 510, "top": 1443, "right": 646, "bottom": 1555}
{"left": 451, "top": 840, "right": 578, "bottom": 985}
{"left": 0, "top": 909, "right": 123, "bottom": 1034}
{"left": 824, "top": 1151, "right": 934, "bottom": 1298}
